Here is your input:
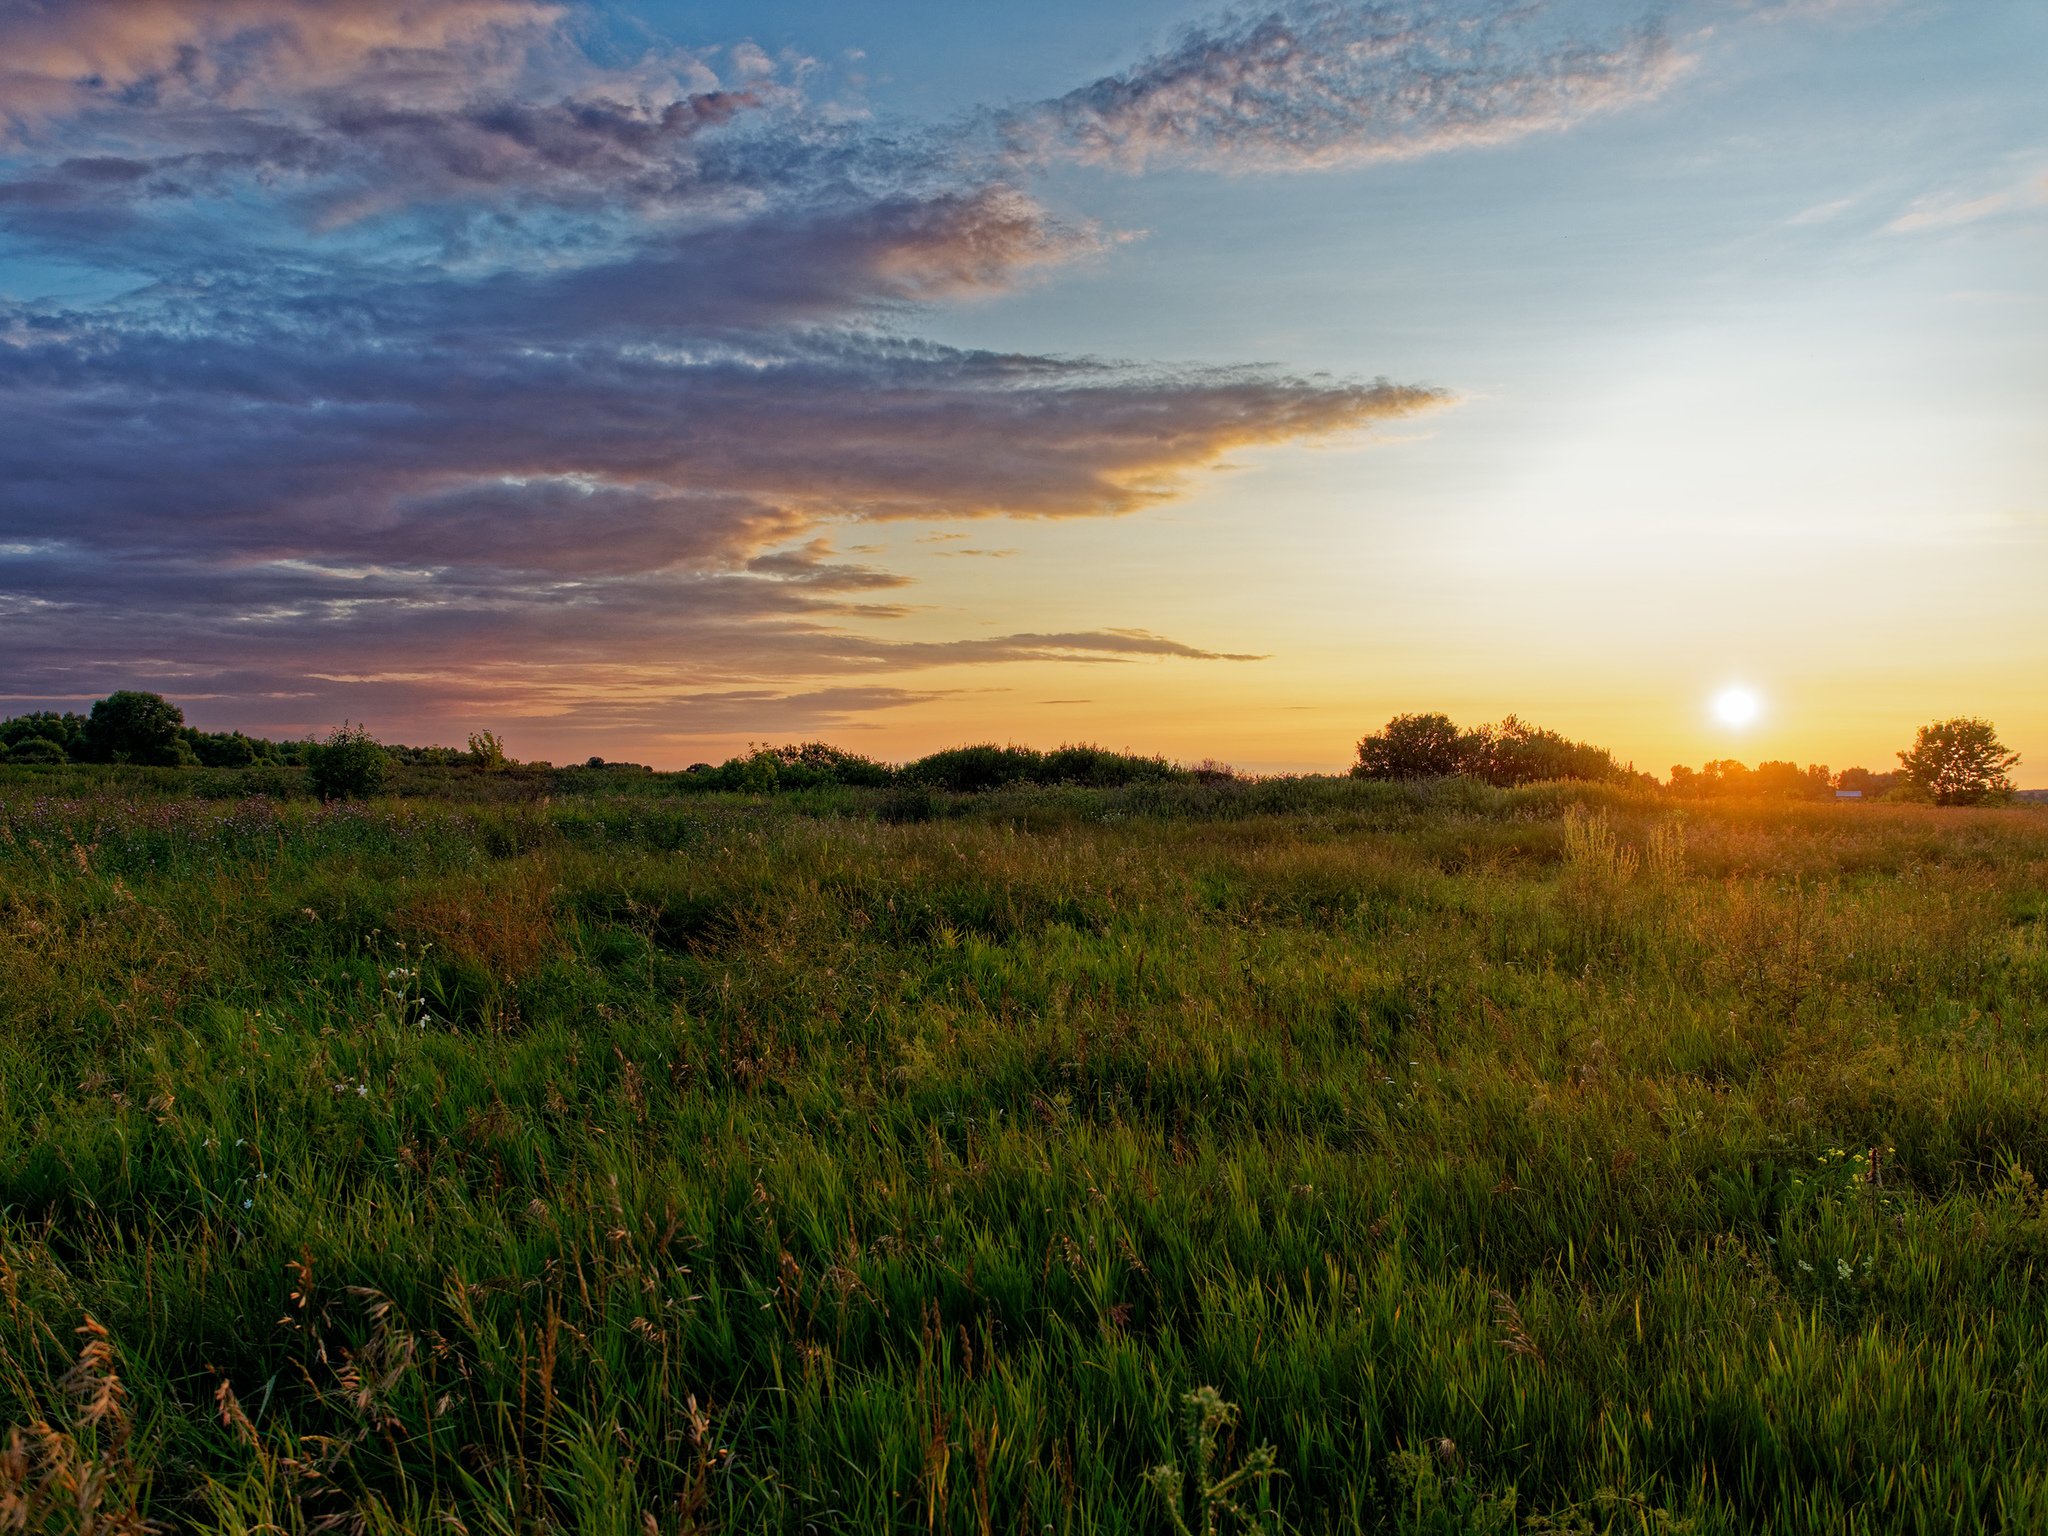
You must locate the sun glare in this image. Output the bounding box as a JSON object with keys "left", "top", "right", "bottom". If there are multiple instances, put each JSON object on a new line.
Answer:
{"left": 1713, "top": 686, "right": 1762, "bottom": 728}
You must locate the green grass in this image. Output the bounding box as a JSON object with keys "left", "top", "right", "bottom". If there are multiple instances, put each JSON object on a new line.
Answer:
{"left": 2, "top": 772, "right": 2046, "bottom": 1532}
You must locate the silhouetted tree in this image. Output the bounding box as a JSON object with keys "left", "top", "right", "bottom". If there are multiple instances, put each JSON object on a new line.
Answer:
{"left": 186, "top": 729, "right": 262, "bottom": 768}
{"left": 1834, "top": 766, "right": 1900, "bottom": 798}
{"left": 1897, "top": 717, "right": 2019, "bottom": 806}
{"left": 1668, "top": 759, "right": 1831, "bottom": 799}
{"left": 1352, "top": 713, "right": 1465, "bottom": 780}
{"left": 1461, "top": 715, "right": 1625, "bottom": 786}
{"left": 85, "top": 690, "right": 186, "bottom": 765}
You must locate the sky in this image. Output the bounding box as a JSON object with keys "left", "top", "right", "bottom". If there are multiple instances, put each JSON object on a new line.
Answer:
{"left": 0, "top": 0, "right": 2042, "bottom": 778}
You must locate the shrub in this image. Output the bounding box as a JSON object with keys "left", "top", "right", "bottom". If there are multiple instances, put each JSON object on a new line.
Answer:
{"left": 1461, "top": 714, "right": 1626, "bottom": 786}
{"left": 468, "top": 731, "right": 509, "bottom": 770}
{"left": 687, "top": 742, "right": 894, "bottom": 793}
{"left": 900, "top": 743, "right": 1185, "bottom": 792}
{"left": 1040, "top": 744, "right": 1186, "bottom": 787}
{"left": 306, "top": 722, "right": 392, "bottom": 801}
{"left": 3, "top": 737, "right": 66, "bottom": 765}
{"left": 901, "top": 744, "right": 1045, "bottom": 792}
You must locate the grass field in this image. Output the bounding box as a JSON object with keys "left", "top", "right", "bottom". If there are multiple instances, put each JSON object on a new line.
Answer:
{"left": 3, "top": 771, "right": 2046, "bottom": 1533}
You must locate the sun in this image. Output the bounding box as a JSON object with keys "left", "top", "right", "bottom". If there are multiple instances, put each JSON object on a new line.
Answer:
{"left": 1713, "top": 686, "right": 1762, "bottom": 728}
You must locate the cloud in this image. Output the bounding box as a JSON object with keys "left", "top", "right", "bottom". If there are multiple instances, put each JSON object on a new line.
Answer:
{"left": 1009, "top": 1, "right": 1685, "bottom": 173}
{"left": 0, "top": 281, "right": 1425, "bottom": 740}
{"left": 0, "top": 1, "right": 559, "bottom": 126}
{"left": 1886, "top": 173, "right": 2048, "bottom": 234}
{"left": 0, "top": 0, "right": 1584, "bottom": 751}
{"left": 0, "top": 0, "right": 811, "bottom": 239}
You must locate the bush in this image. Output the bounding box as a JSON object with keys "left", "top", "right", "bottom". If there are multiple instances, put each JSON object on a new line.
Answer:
{"left": 900, "top": 744, "right": 1042, "bottom": 792}
{"left": 1461, "top": 715, "right": 1627, "bottom": 786}
{"left": 3, "top": 737, "right": 66, "bottom": 765}
{"left": 900, "top": 743, "right": 1185, "bottom": 792}
{"left": 306, "top": 723, "right": 392, "bottom": 801}
{"left": 691, "top": 742, "right": 895, "bottom": 793}
{"left": 1040, "top": 744, "right": 1185, "bottom": 787}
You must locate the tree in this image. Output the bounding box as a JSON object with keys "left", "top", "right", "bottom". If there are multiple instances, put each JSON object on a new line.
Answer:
{"left": 1461, "top": 715, "right": 1625, "bottom": 786}
{"left": 1834, "top": 766, "right": 1900, "bottom": 798}
{"left": 0, "top": 710, "right": 86, "bottom": 760}
{"left": 1897, "top": 717, "right": 2019, "bottom": 806}
{"left": 467, "top": 730, "right": 508, "bottom": 770}
{"left": 306, "top": 722, "right": 392, "bottom": 801}
{"left": 187, "top": 730, "right": 260, "bottom": 768}
{"left": 1352, "top": 713, "right": 1465, "bottom": 780}
{"left": 85, "top": 690, "right": 186, "bottom": 765}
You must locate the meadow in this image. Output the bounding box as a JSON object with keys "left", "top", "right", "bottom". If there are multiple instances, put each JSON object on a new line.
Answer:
{"left": 2, "top": 769, "right": 2046, "bottom": 1533}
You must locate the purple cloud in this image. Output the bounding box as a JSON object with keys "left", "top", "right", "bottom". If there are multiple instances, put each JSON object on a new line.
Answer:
{"left": 4, "top": 0, "right": 1719, "bottom": 751}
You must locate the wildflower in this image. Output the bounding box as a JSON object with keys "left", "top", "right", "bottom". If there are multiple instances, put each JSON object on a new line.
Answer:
{"left": 1837, "top": 1258, "right": 1853, "bottom": 1282}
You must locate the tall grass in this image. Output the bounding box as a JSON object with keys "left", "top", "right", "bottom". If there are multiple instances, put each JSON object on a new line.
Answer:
{"left": 2, "top": 778, "right": 2045, "bottom": 1531}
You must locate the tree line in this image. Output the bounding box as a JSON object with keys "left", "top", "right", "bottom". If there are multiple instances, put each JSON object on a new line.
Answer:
{"left": 1352, "top": 711, "right": 2022, "bottom": 807}
{"left": 0, "top": 693, "right": 1211, "bottom": 800}
{"left": 0, "top": 691, "right": 2026, "bottom": 807}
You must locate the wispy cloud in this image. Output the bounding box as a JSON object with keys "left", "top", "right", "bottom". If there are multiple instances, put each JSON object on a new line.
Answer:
{"left": 1887, "top": 171, "right": 2048, "bottom": 234}
{"left": 1007, "top": 1, "right": 1685, "bottom": 174}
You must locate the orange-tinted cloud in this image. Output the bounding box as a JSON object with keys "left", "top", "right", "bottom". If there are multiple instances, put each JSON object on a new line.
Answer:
{"left": 0, "top": 1, "right": 560, "bottom": 126}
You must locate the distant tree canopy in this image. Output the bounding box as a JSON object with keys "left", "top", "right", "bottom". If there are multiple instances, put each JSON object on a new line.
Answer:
{"left": 900, "top": 743, "right": 1183, "bottom": 793}
{"left": 1897, "top": 717, "right": 2019, "bottom": 806}
{"left": 677, "top": 741, "right": 1187, "bottom": 794}
{"left": 1833, "top": 766, "right": 1901, "bottom": 798}
{"left": 1668, "top": 760, "right": 1835, "bottom": 801}
{"left": 1, "top": 737, "right": 67, "bottom": 765}
{"left": 0, "top": 710, "right": 87, "bottom": 760}
{"left": 0, "top": 699, "right": 1218, "bottom": 795}
{"left": 1667, "top": 724, "right": 2024, "bottom": 807}
{"left": 1353, "top": 713, "right": 1464, "bottom": 780}
{"left": 85, "top": 690, "right": 187, "bottom": 766}
{"left": 1353, "top": 712, "right": 1627, "bottom": 786}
